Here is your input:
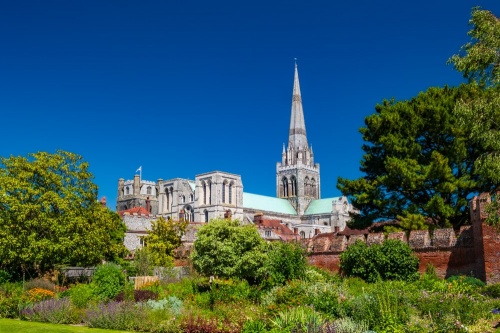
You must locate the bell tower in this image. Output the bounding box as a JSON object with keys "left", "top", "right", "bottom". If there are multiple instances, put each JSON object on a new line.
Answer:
{"left": 276, "top": 62, "right": 320, "bottom": 214}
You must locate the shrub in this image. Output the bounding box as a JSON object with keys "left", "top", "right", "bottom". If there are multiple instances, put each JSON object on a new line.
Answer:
{"left": 447, "top": 275, "right": 486, "bottom": 288}
{"left": 0, "top": 282, "right": 25, "bottom": 318}
{"left": 69, "top": 283, "right": 95, "bottom": 309}
{"left": 261, "top": 280, "right": 309, "bottom": 313}
{"left": 263, "top": 241, "right": 307, "bottom": 287}
{"left": 0, "top": 270, "right": 11, "bottom": 284}
{"left": 340, "top": 239, "right": 419, "bottom": 282}
{"left": 483, "top": 283, "right": 500, "bottom": 298}
{"left": 20, "top": 298, "right": 80, "bottom": 324}
{"left": 305, "top": 282, "right": 350, "bottom": 318}
{"left": 92, "top": 263, "right": 125, "bottom": 300}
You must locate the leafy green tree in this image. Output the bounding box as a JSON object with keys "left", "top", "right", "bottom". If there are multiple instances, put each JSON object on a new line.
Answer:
{"left": 263, "top": 241, "right": 307, "bottom": 286}
{"left": 191, "top": 219, "right": 267, "bottom": 283}
{"left": 0, "top": 150, "right": 126, "bottom": 278}
{"left": 142, "top": 217, "right": 188, "bottom": 267}
{"left": 337, "top": 85, "right": 492, "bottom": 229}
{"left": 449, "top": 8, "right": 500, "bottom": 182}
{"left": 449, "top": 7, "right": 500, "bottom": 88}
{"left": 339, "top": 239, "right": 419, "bottom": 282}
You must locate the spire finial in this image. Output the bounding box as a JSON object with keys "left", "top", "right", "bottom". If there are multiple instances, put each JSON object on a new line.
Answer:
{"left": 294, "top": 57, "right": 298, "bottom": 69}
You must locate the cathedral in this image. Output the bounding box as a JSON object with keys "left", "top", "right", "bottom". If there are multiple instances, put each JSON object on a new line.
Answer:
{"left": 118, "top": 64, "right": 353, "bottom": 250}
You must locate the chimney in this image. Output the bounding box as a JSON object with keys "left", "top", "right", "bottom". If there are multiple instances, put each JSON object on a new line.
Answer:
{"left": 334, "top": 226, "right": 339, "bottom": 233}
{"left": 100, "top": 196, "right": 107, "bottom": 207}
{"left": 146, "top": 197, "right": 151, "bottom": 213}
{"left": 254, "top": 213, "right": 263, "bottom": 224}
{"left": 315, "top": 229, "right": 320, "bottom": 235}
{"left": 294, "top": 228, "right": 298, "bottom": 235}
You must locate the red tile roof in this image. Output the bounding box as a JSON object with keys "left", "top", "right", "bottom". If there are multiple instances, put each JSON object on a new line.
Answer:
{"left": 118, "top": 206, "right": 150, "bottom": 217}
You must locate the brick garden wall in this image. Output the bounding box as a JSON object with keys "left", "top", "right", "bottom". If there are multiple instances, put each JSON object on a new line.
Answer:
{"left": 306, "top": 193, "right": 500, "bottom": 284}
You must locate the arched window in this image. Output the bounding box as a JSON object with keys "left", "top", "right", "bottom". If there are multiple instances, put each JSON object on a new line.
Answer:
{"left": 229, "top": 182, "right": 233, "bottom": 204}
{"left": 208, "top": 181, "right": 212, "bottom": 205}
{"left": 204, "top": 209, "right": 209, "bottom": 223}
{"left": 282, "top": 177, "right": 289, "bottom": 197}
{"left": 311, "top": 178, "right": 317, "bottom": 198}
{"left": 304, "top": 177, "right": 310, "bottom": 196}
{"left": 222, "top": 180, "right": 228, "bottom": 203}
{"left": 300, "top": 231, "right": 306, "bottom": 239}
{"left": 184, "top": 205, "right": 193, "bottom": 222}
{"left": 202, "top": 181, "right": 207, "bottom": 204}
{"left": 182, "top": 195, "right": 186, "bottom": 203}
{"left": 125, "top": 187, "right": 130, "bottom": 195}
{"left": 290, "top": 176, "right": 297, "bottom": 196}
{"left": 190, "top": 194, "right": 194, "bottom": 202}
{"left": 147, "top": 186, "right": 152, "bottom": 195}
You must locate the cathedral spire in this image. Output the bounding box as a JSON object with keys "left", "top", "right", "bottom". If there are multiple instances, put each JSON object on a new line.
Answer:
{"left": 288, "top": 61, "right": 308, "bottom": 150}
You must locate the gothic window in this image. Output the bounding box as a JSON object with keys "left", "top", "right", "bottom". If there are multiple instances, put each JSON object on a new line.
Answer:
{"left": 222, "top": 180, "right": 228, "bottom": 203}
{"left": 190, "top": 194, "right": 194, "bottom": 202}
{"left": 184, "top": 205, "right": 193, "bottom": 222}
{"left": 204, "top": 209, "right": 209, "bottom": 222}
{"left": 304, "top": 177, "right": 310, "bottom": 196}
{"left": 229, "top": 182, "right": 233, "bottom": 204}
{"left": 125, "top": 187, "right": 130, "bottom": 195}
{"left": 147, "top": 186, "right": 152, "bottom": 195}
{"left": 290, "top": 176, "right": 297, "bottom": 196}
{"left": 182, "top": 195, "right": 186, "bottom": 203}
{"left": 311, "top": 178, "right": 317, "bottom": 198}
{"left": 265, "top": 230, "right": 271, "bottom": 237}
{"left": 202, "top": 181, "right": 207, "bottom": 204}
{"left": 282, "top": 177, "right": 289, "bottom": 197}
{"left": 169, "top": 187, "right": 174, "bottom": 211}
{"left": 300, "top": 231, "right": 306, "bottom": 239}
{"left": 208, "top": 181, "right": 212, "bottom": 205}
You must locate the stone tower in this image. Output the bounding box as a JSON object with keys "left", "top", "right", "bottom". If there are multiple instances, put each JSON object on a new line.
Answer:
{"left": 276, "top": 63, "right": 320, "bottom": 214}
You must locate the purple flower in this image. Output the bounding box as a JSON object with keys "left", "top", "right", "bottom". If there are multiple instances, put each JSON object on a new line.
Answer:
{"left": 492, "top": 308, "right": 500, "bottom": 315}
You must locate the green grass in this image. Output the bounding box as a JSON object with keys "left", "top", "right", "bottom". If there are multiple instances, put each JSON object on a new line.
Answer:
{"left": 0, "top": 319, "right": 132, "bottom": 333}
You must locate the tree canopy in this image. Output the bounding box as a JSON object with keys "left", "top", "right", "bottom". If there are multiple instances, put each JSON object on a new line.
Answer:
{"left": 450, "top": 8, "right": 500, "bottom": 185}
{"left": 449, "top": 7, "right": 500, "bottom": 88}
{"left": 141, "top": 217, "right": 188, "bottom": 268}
{"left": 191, "top": 219, "right": 267, "bottom": 284}
{"left": 337, "top": 85, "right": 493, "bottom": 229}
{"left": 0, "top": 150, "right": 126, "bottom": 278}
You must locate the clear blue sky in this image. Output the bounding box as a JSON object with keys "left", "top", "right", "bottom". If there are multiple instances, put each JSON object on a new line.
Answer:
{"left": 1, "top": 1, "right": 499, "bottom": 209}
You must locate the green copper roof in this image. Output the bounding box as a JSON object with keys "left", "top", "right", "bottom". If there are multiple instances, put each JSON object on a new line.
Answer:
{"left": 243, "top": 192, "right": 297, "bottom": 215}
{"left": 304, "top": 197, "right": 342, "bottom": 215}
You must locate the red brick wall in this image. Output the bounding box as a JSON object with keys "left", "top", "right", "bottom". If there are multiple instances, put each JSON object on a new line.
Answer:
{"left": 480, "top": 223, "right": 500, "bottom": 284}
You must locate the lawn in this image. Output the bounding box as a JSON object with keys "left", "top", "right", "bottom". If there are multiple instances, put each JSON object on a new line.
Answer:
{"left": 0, "top": 319, "right": 132, "bottom": 333}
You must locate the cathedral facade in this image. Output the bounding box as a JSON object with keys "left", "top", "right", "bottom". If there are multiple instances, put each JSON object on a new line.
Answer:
{"left": 118, "top": 64, "right": 353, "bottom": 250}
